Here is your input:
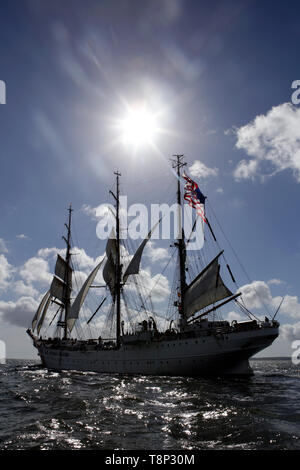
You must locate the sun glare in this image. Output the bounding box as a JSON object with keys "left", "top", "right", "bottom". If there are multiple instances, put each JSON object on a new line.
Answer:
{"left": 119, "top": 107, "right": 159, "bottom": 148}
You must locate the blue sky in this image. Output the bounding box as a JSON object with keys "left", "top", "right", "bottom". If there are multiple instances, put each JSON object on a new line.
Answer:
{"left": 1, "top": 0, "right": 300, "bottom": 358}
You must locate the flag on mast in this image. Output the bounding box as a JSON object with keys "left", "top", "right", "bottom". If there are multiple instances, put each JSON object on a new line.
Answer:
{"left": 182, "top": 172, "right": 207, "bottom": 223}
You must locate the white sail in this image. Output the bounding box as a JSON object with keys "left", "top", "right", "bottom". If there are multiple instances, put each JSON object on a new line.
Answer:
{"left": 123, "top": 219, "right": 160, "bottom": 284}
{"left": 54, "top": 254, "right": 72, "bottom": 282}
{"left": 50, "top": 276, "right": 70, "bottom": 303}
{"left": 32, "top": 291, "right": 50, "bottom": 331}
{"left": 37, "top": 295, "right": 51, "bottom": 335}
{"left": 103, "top": 230, "right": 117, "bottom": 296}
{"left": 184, "top": 256, "right": 233, "bottom": 319}
{"left": 67, "top": 258, "right": 105, "bottom": 331}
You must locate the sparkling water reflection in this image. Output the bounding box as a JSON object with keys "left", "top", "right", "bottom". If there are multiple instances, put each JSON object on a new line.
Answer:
{"left": 0, "top": 359, "right": 299, "bottom": 450}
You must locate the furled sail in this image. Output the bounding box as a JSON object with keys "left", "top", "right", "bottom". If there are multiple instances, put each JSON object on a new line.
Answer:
{"left": 36, "top": 295, "right": 51, "bottom": 335}
{"left": 54, "top": 254, "right": 72, "bottom": 283}
{"left": 123, "top": 219, "right": 160, "bottom": 284}
{"left": 32, "top": 290, "right": 50, "bottom": 331}
{"left": 67, "top": 258, "right": 105, "bottom": 331}
{"left": 184, "top": 253, "right": 233, "bottom": 319}
{"left": 103, "top": 229, "right": 117, "bottom": 297}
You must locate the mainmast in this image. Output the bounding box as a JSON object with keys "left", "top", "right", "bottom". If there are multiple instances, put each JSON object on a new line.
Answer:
{"left": 63, "top": 204, "right": 73, "bottom": 339}
{"left": 172, "top": 155, "right": 187, "bottom": 328}
{"left": 110, "top": 172, "right": 122, "bottom": 348}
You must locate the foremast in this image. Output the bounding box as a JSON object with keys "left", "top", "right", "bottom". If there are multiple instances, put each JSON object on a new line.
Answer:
{"left": 30, "top": 205, "right": 74, "bottom": 339}
{"left": 172, "top": 155, "right": 187, "bottom": 330}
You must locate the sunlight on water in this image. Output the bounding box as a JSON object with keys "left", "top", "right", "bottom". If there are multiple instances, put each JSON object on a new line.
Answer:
{"left": 0, "top": 360, "right": 299, "bottom": 450}
{"left": 203, "top": 408, "right": 234, "bottom": 420}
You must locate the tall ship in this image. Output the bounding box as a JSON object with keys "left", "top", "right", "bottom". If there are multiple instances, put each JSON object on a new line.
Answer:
{"left": 27, "top": 156, "right": 280, "bottom": 376}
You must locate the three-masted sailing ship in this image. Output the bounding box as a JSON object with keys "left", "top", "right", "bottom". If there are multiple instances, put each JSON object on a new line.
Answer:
{"left": 27, "top": 156, "right": 279, "bottom": 376}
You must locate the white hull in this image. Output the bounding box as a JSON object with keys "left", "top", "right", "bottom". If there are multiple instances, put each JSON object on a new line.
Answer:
{"left": 33, "top": 326, "right": 279, "bottom": 376}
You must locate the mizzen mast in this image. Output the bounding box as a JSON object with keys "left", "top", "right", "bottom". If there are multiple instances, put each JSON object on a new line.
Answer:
{"left": 63, "top": 204, "right": 73, "bottom": 339}
{"left": 172, "top": 155, "right": 187, "bottom": 329}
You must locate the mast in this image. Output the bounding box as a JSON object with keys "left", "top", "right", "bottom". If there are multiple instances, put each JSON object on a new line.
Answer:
{"left": 63, "top": 204, "right": 73, "bottom": 339}
{"left": 172, "top": 155, "right": 187, "bottom": 328}
{"left": 110, "top": 172, "right": 122, "bottom": 348}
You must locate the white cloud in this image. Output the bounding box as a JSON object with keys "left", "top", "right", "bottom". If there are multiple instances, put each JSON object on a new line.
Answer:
{"left": 73, "top": 270, "right": 88, "bottom": 286}
{"left": 82, "top": 203, "right": 132, "bottom": 241}
{"left": 280, "top": 321, "right": 300, "bottom": 342}
{"left": 142, "top": 269, "right": 170, "bottom": 302}
{"left": 238, "top": 280, "right": 273, "bottom": 311}
{"left": 37, "top": 247, "right": 64, "bottom": 259}
{"left": 273, "top": 295, "right": 300, "bottom": 320}
{"left": 0, "top": 243, "right": 105, "bottom": 329}
{"left": 0, "top": 238, "right": 168, "bottom": 331}
{"left": 234, "top": 281, "right": 300, "bottom": 347}
{"left": 189, "top": 160, "right": 218, "bottom": 179}
{"left": 19, "top": 257, "right": 52, "bottom": 286}
{"left": 145, "top": 241, "right": 169, "bottom": 262}
{"left": 234, "top": 159, "right": 258, "bottom": 181}
{"left": 224, "top": 127, "right": 237, "bottom": 136}
{"left": 226, "top": 311, "right": 244, "bottom": 323}
{"left": 38, "top": 245, "right": 101, "bottom": 274}
{"left": 13, "top": 280, "right": 39, "bottom": 297}
{"left": 0, "top": 238, "right": 9, "bottom": 253}
{"left": 238, "top": 280, "right": 300, "bottom": 320}
{"left": 71, "top": 247, "right": 98, "bottom": 272}
{"left": 82, "top": 203, "right": 116, "bottom": 220}
{"left": 81, "top": 204, "right": 100, "bottom": 220}
{"left": 216, "top": 187, "right": 224, "bottom": 194}
{"left": 25, "top": 245, "right": 102, "bottom": 289}
{"left": 0, "top": 254, "right": 13, "bottom": 290}
{"left": 0, "top": 296, "right": 38, "bottom": 328}
{"left": 127, "top": 268, "right": 170, "bottom": 303}
{"left": 16, "top": 234, "right": 28, "bottom": 239}
{"left": 267, "top": 278, "right": 285, "bottom": 286}
{"left": 233, "top": 102, "right": 300, "bottom": 182}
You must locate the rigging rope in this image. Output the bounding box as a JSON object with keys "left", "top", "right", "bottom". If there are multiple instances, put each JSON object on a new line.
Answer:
{"left": 207, "top": 200, "right": 271, "bottom": 317}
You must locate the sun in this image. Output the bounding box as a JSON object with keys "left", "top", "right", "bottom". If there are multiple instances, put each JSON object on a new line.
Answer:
{"left": 119, "top": 106, "right": 159, "bottom": 149}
